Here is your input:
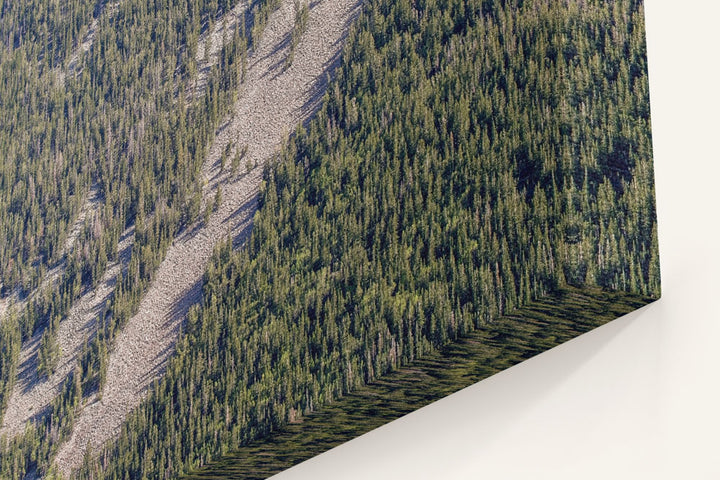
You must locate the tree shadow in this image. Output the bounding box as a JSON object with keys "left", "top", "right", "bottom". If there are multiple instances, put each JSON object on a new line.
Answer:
{"left": 222, "top": 193, "right": 259, "bottom": 229}
{"left": 232, "top": 210, "right": 257, "bottom": 250}
{"left": 299, "top": 0, "right": 363, "bottom": 128}
{"left": 263, "top": 30, "right": 293, "bottom": 77}
{"left": 17, "top": 336, "right": 42, "bottom": 394}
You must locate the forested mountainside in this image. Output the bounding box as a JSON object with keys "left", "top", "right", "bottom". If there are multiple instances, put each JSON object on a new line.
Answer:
{"left": 0, "top": 0, "right": 658, "bottom": 478}
{"left": 57, "top": 0, "right": 655, "bottom": 478}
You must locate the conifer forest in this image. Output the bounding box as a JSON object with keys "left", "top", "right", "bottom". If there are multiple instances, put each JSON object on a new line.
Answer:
{"left": 0, "top": 0, "right": 659, "bottom": 478}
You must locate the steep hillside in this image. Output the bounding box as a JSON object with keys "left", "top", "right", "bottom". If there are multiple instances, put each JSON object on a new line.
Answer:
{"left": 72, "top": 0, "right": 659, "bottom": 478}
{"left": 0, "top": 0, "right": 658, "bottom": 478}
{"left": 2, "top": 0, "right": 260, "bottom": 455}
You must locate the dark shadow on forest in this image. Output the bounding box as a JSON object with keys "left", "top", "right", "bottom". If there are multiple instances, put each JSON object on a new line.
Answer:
{"left": 232, "top": 214, "right": 256, "bottom": 251}
{"left": 298, "top": 0, "right": 363, "bottom": 128}
{"left": 17, "top": 338, "right": 42, "bottom": 395}
{"left": 222, "top": 193, "right": 259, "bottom": 230}
{"left": 165, "top": 276, "right": 204, "bottom": 334}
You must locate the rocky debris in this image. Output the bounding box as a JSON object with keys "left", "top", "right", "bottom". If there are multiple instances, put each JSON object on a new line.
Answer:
{"left": 189, "top": 0, "right": 252, "bottom": 100}
{"left": 0, "top": 183, "right": 103, "bottom": 326}
{"left": 0, "top": 227, "right": 134, "bottom": 439}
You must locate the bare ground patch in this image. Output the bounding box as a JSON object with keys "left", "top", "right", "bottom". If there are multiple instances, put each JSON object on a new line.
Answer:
{"left": 0, "top": 183, "right": 103, "bottom": 326}
{"left": 0, "top": 228, "right": 134, "bottom": 439}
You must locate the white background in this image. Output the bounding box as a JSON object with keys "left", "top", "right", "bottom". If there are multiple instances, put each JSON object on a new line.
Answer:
{"left": 276, "top": 1, "right": 720, "bottom": 478}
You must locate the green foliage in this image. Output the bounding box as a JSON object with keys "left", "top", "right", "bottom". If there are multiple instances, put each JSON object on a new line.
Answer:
{"left": 285, "top": 0, "right": 310, "bottom": 68}
{"left": 0, "top": 366, "right": 82, "bottom": 478}
{"left": 0, "top": 310, "right": 22, "bottom": 422}
{"left": 38, "top": 328, "right": 61, "bottom": 378}
{"left": 0, "top": 0, "right": 659, "bottom": 477}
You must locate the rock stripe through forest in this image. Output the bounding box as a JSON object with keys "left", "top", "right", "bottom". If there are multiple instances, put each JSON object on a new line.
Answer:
{"left": 188, "top": 0, "right": 251, "bottom": 101}
{"left": 53, "top": 0, "right": 362, "bottom": 475}
{"left": 0, "top": 227, "right": 134, "bottom": 439}
{"left": 55, "top": 1, "right": 120, "bottom": 87}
